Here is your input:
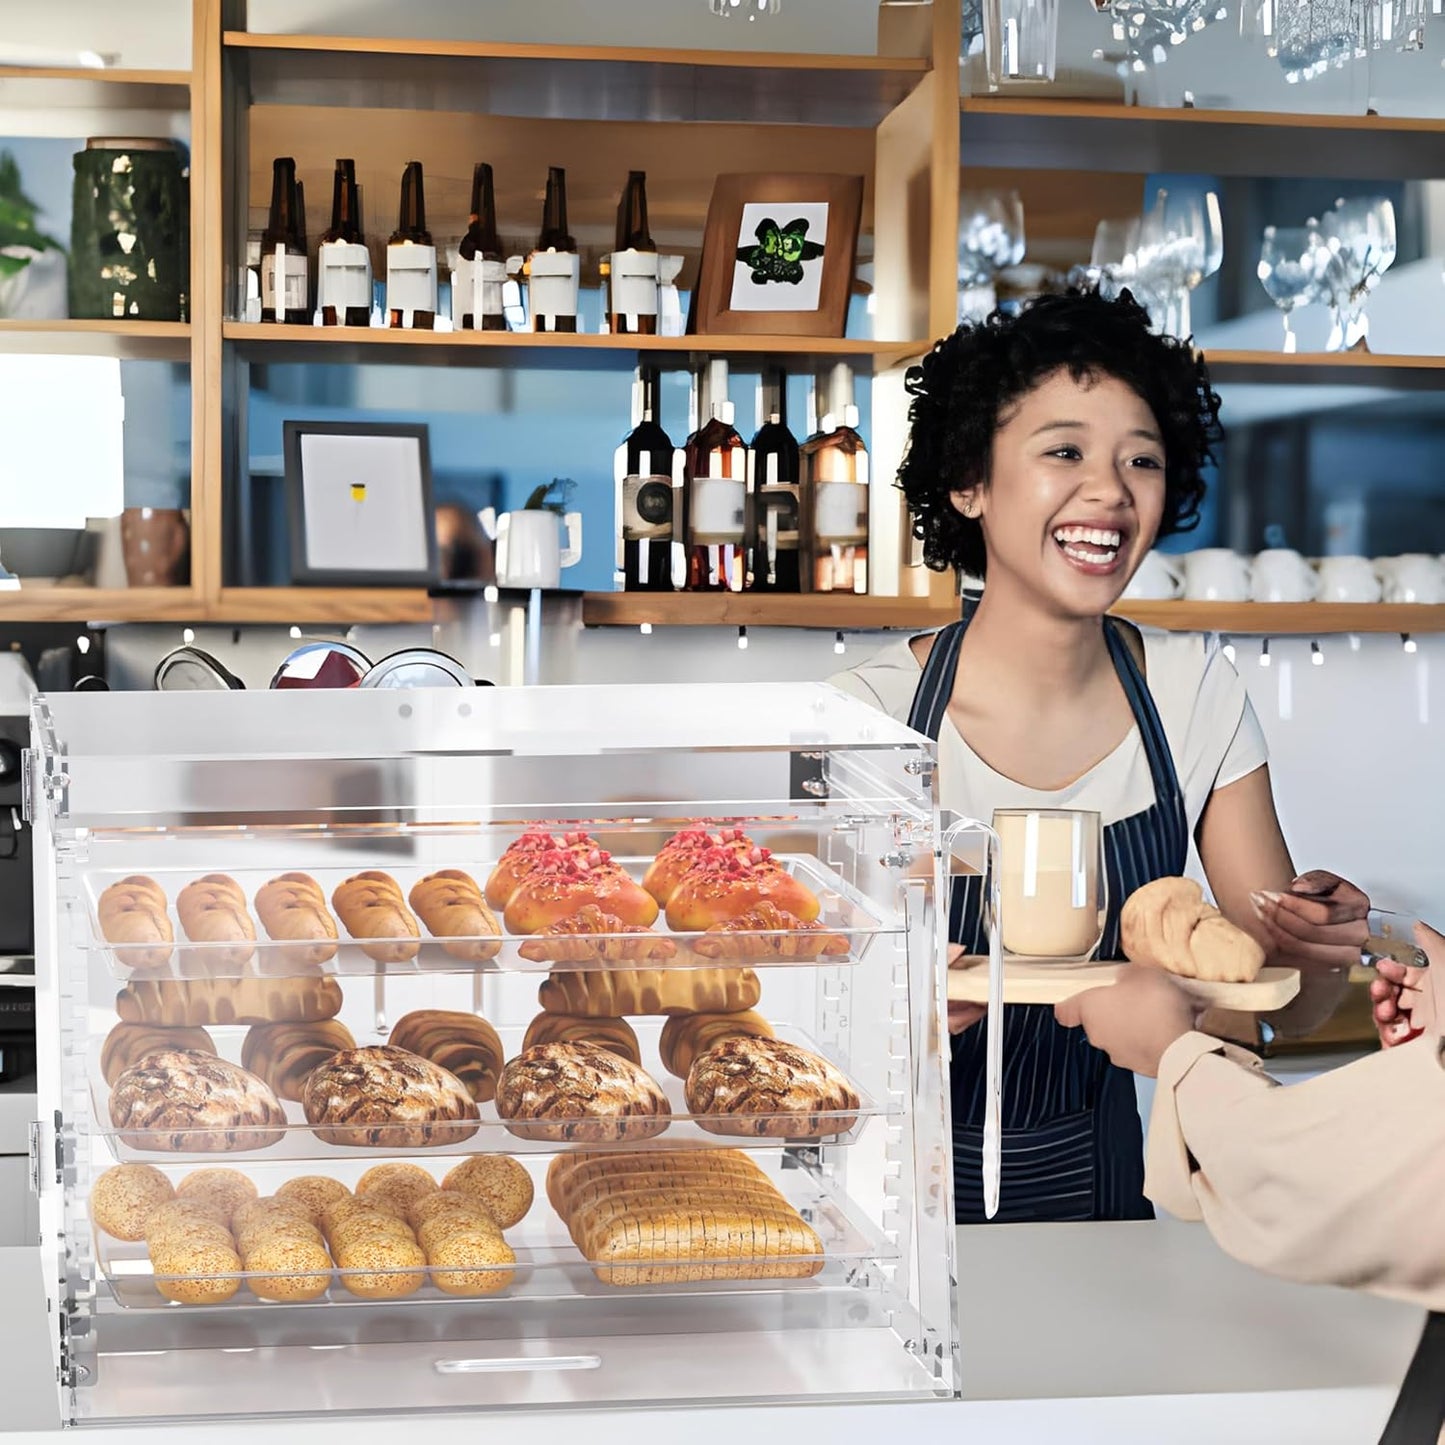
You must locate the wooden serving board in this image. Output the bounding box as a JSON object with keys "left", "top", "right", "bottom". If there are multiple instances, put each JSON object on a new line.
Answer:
{"left": 946, "top": 958, "right": 1301, "bottom": 1011}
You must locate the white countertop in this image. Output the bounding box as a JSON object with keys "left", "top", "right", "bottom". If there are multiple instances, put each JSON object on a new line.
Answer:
{"left": 0, "top": 1220, "right": 1423, "bottom": 1441}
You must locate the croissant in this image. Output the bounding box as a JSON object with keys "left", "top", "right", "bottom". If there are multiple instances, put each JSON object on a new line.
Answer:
{"left": 484, "top": 831, "right": 597, "bottom": 910}
{"left": 690, "top": 901, "right": 846, "bottom": 961}
{"left": 177, "top": 877, "right": 257, "bottom": 970}
{"left": 523, "top": 1012, "right": 642, "bottom": 1066}
{"left": 331, "top": 873, "right": 420, "bottom": 964}
{"left": 255, "top": 873, "right": 339, "bottom": 966}
{"left": 665, "top": 846, "right": 820, "bottom": 932}
{"left": 641, "top": 827, "right": 754, "bottom": 906}
{"left": 388, "top": 1009, "right": 506, "bottom": 1103}
{"left": 538, "top": 966, "right": 761, "bottom": 1018}
{"left": 242, "top": 1018, "right": 357, "bottom": 1101}
{"left": 517, "top": 905, "right": 677, "bottom": 964}
{"left": 408, "top": 871, "right": 502, "bottom": 962}
{"left": 1120, "top": 877, "right": 1266, "bottom": 984}
{"left": 101, "top": 1022, "right": 216, "bottom": 1085}
{"left": 658, "top": 1009, "right": 774, "bottom": 1078}
{"left": 504, "top": 849, "right": 659, "bottom": 935}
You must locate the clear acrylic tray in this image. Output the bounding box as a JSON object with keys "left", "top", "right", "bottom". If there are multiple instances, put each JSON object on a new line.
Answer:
{"left": 92, "top": 1156, "right": 894, "bottom": 1310}
{"left": 80, "top": 854, "right": 896, "bottom": 981}
{"left": 91, "top": 1020, "right": 885, "bottom": 1161}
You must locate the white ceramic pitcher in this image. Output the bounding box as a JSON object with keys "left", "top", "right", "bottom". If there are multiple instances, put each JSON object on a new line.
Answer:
{"left": 479, "top": 507, "right": 583, "bottom": 589}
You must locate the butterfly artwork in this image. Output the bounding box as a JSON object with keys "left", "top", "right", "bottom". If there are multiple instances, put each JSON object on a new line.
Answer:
{"left": 735, "top": 216, "right": 825, "bottom": 286}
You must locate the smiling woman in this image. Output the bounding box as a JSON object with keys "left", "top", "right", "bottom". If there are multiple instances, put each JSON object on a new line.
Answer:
{"left": 831, "top": 289, "right": 1371, "bottom": 1227}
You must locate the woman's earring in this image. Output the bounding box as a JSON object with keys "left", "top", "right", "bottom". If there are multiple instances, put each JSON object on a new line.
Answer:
{"left": 961, "top": 498, "right": 979, "bottom": 519}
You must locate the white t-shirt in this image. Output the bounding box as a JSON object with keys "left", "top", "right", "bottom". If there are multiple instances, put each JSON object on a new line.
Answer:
{"left": 829, "top": 629, "right": 1268, "bottom": 856}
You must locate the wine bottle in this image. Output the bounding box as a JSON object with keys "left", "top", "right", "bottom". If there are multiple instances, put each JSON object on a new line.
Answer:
{"left": 456, "top": 161, "right": 506, "bottom": 331}
{"left": 746, "top": 367, "right": 801, "bottom": 593}
{"left": 318, "top": 158, "right": 370, "bottom": 327}
{"left": 683, "top": 360, "right": 747, "bottom": 593}
{"left": 801, "top": 363, "right": 870, "bottom": 594}
{"left": 386, "top": 160, "right": 437, "bottom": 330}
{"left": 608, "top": 170, "right": 658, "bottom": 336}
{"left": 260, "top": 156, "right": 308, "bottom": 325}
{"left": 615, "top": 367, "right": 677, "bottom": 592}
{"left": 527, "top": 166, "right": 579, "bottom": 333}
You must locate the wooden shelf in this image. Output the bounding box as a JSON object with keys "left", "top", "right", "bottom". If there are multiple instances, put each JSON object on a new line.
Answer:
{"left": 222, "top": 324, "right": 926, "bottom": 370}
{"left": 1201, "top": 349, "right": 1445, "bottom": 385}
{"left": 0, "top": 587, "right": 200, "bottom": 624}
{"left": 959, "top": 96, "right": 1445, "bottom": 180}
{"left": 223, "top": 33, "right": 925, "bottom": 127}
{"left": 0, "top": 319, "right": 191, "bottom": 360}
{"left": 212, "top": 588, "right": 433, "bottom": 624}
{"left": 0, "top": 67, "right": 190, "bottom": 112}
{"left": 1113, "top": 602, "right": 1445, "bottom": 635}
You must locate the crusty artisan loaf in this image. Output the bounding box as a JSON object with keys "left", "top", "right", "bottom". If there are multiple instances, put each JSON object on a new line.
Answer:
{"left": 177, "top": 875, "right": 257, "bottom": 970}
{"left": 685, "top": 1036, "right": 859, "bottom": 1139}
{"left": 241, "top": 1019, "right": 357, "bottom": 1102}
{"left": 387, "top": 1010, "right": 505, "bottom": 1103}
{"left": 537, "top": 967, "right": 761, "bottom": 1018}
{"left": 115, "top": 972, "right": 343, "bottom": 1027}
{"left": 102, "top": 1022, "right": 216, "bottom": 1085}
{"left": 302, "top": 1045, "right": 479, "bottom": 1149}
{"left": 494, "top": 1043, "right": 669, "bottom": 1144}
{"left": 108, "top": 1048, "right": 287, "bottom": 1152}
{"left": 658, "top": 1010, "right": 774, "bottom": 1079}
{"left": 407, "top": 870, "right": 501, "bottom": 962}
{"left": 98, "top": 875, "right": 174, "bottom": 969}
{"left": 255, "top": 873, "right": 338, "bottom": 967}
{"left": 1120, "top": 876, "right": 1266, "bottom": 984}
{"left": 523, "top": 1011, "right": 641, "bottom": 1066}
{"left": 331, "top": 872, "right": 421, "bottom": 964}
{"left": 517, "top": 905, "right": 677, "bottom": 964}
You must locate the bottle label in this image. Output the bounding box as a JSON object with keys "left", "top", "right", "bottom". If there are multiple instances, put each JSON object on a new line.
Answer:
{"left": 814, "top": 482, "right": 868, "bottom": 545}
{"left": 756, "top": 485, "right": 801, "bottom": 551}
{"left": 688, "top": 477, "right": 746, "bottom": 545}
{"left": 387, "top": 243, "right": 439, "bottom": 318}
{"left": 609, "top": 249, "right": 659, "bottom": 319}
{"left": 261, "top": 252, "right": 309, "bottom": 313}
{"left": 317, "top": 241, "right": 371, "bottom": 312}
{"left": 622, "top": 474, "right": 674, "bottom": 542}
{"left": 453, "top": 256, "right": 506, "bottom": 323}
{"left": 528, "top": 250, "right": 581, "bottom": 324}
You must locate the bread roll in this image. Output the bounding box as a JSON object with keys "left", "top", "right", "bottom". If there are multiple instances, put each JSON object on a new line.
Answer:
{"left": 177, "top": 876, "right": 257, "bottom": 971}
{"left": 685, "top": 1037, "right": 859, "bottom": 1139}
{"left": 503, "top": 849, "right": 659, "bottom": 935}
{"left": 517, "top": 905, "right": 678, "bottom": 964}
{"left": 484, "top": 831, "right": 597, "bottom": 910}
{"left": 1120, "top": 876, "right": 1266, "bottom": 984}
{"left": 523, "top": 1012, "right": 641, "bottom": 1066}
{"left": 440, "top": 1155, "right": 533, "bottom": 1229}
{"left": 494, "top": 1043, "right": 669, "bottom": 1144}
{"left": 241, "top": 1019, "right": 357, "bottom": 1102}
{"left": 658, "top": 1010, "right": 774, "bottom": 1078}
{"left": 232, "top": 1196, "right": 316, "bottom": 1248}
{"left": 255, "top": 873, "right": 338, "bottom": 967}
{"left": 302, "top": 1046, "right": 480, "bottom": 1149}
{"left": 691, "top": 901, "right": 847, "bottom": 961}
{"left": 354, "top": 1163, "right": 437, "bottom": 1212}
{"left": 175, "top": 1168, "right": 258, "bottom": 1224}
{"left": 102, "top": 1022, "right": 216, "bottom": 1086}
{"left": 243, "top": 1232, "right": 332, "bottom": 1302}
{"left": 331, "top": 873, "right": 421, "bottom": 964}
{"left": 144, "top": 1198, "right": 233, "bottom": 1241}
{"left": 426, "top": 1228, "right": 516, "bottom": 1296}
{"left": 407, "top": 1189, "right": 496, "bottom": 1233}
{"left": 150, "top": 1236, "right": 244, "bottom": 1304}
{"left": 274, "top": 1175, "right": 350, "bottom": 1223}
{"left": 641, "top": 826, "right": 754, "bottom": 906}
{"left": 537, "top": 966, "right": 761, "bottom": 1018}
{"left": 408, "top": 871, "right": 502, "bottom": 962}
{"left": 100, "top": 875, "right": 168, "bottom": 916}
{"left": 98, "top": 876, "right": 174, "bottom": 969}
{"left": 115, "top": 973, "right": 344, "bottom": 1027}
{"left": 335, "top": 1233, "right": 426, "bottom": 1299}
{"left": 387, "top": 1010, "right": 504, "bottom": 1103}
{"left": 665, "top": 847, "right": 820, "bottom": 932}
{"left": 108, "top": 1049, "right": 287, "bottom": 1152}
{"left": 90, "top": 1163, "right": 176, "bottom": 1241}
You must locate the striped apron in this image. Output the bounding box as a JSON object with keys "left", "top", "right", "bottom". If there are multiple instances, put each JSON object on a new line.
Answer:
{"left": 909, "top": 599, "right": 1190, "bottom": 1223}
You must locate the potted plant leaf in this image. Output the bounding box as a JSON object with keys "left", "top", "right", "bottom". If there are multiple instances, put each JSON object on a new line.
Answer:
{"left": 0, "top": 150, "right": 67, "bottom": 319}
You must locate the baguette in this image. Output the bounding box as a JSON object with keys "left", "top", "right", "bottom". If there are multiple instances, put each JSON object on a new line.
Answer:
{"left": 331, "top": 873, "right": 420, "bottom": 964}
{"left": 408, "top": 871, "right": 502, "bottom": 963}
{"left": 255, "top": 873, "right": 339, "bottom": 967}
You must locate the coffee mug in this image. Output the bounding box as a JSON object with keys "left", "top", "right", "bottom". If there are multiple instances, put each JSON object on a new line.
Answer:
{"left": 1249, "top": 548, "right": 1317, "bottom": 603}
{"left": 481, "top": 507, "right": 582, "bottom": 589}
{"left": 1181, "top": 548, "right": 1249, "bottom": 602}
{"left": 1315, "top": 555, "right": 1382, "bottom": 604}
{"left": 121, "top": 507, "right": 190, "bottom": 587}
{"left": 1375, "top": 554, "right": 1445, "bottom": 604}
{"left": 1121, "top": 550, "right": 1182, "bottom": 601}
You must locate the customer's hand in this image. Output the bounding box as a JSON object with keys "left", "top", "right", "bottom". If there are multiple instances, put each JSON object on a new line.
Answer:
{"left": 1054, "top": 965, "right": 1198, "bottom": 1078}
{"left": 946, "top": 942, "right": 984, "bottom": 1034}
{"left": 1249, "top": 870, "right": 1370, "bottom": 970}
{"left": 1371, "top": 921, "right": 1441, "bottom": 1047}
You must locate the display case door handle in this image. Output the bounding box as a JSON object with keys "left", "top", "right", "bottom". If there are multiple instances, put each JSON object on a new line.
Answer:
{"left": 26, "top": 1120, "right": 41, "bottom": 1197}
{"left": 434, "top": 1355, "right": 602, "bottom": 1375}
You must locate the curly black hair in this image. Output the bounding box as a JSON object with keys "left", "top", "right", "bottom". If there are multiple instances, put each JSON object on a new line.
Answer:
{"left": 897, "top": 288, "right": 1223, "bottom": 578}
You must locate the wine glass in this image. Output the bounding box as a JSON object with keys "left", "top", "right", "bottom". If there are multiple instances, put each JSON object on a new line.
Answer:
{"left": 958, "top": 189, "right": 1025, "bottom": 324}
{"left": 1319, "top": 197, "right": 1397, "bottom": 352}
{"left": 1257, "top": 224, "right": 1329, "bottom": 354}
{"left": 1134, "top": 188, "right": 1221, "bottom": 339}
{"left": 1090, "top": 216, "right": 1142, "bottom": 302}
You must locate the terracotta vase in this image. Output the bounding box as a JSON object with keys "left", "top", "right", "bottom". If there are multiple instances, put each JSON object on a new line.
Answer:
{"left": 121, "top": 508, "right": 190, "bottom": 587}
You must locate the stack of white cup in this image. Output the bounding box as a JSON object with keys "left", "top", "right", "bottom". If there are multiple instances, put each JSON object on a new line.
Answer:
{"left": 1121, "top": 550, "right": 1445, "bottom": 603}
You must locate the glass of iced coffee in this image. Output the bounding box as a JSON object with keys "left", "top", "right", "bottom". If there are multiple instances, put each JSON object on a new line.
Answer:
{"left": 992, "top": 808, "right": 1106, "bottom": 963}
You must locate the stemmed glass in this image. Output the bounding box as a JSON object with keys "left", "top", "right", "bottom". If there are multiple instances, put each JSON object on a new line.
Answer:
{"left": 1257, "top": 224, "right": 1330, "bottom": 353}
{"left": 1133, "top": 188, "right": 1223, "bottom": 339}
{"left": 958, "top": 189, "right": 1025, "bottom": 324}
{"left": 1319, "top": 197, "right": 1397, "bottom": 352}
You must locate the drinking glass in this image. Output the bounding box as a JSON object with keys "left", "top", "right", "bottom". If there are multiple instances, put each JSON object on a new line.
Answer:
{"left": 1257, "top": 224, "right": 1329, "bottom": 353}
{"left": 992, "top": 808, "right": 1107, "bottom": 963}
{"left": 982, "top": 0, "right": 1059, "bottom": 89}
{"left": 958, "top": 189, "right": 1025, "bottom": 323}
{"left": 1091, "top": 216, "right": 1143, "bottom": 304}
{"left": 1134, "top": 188, "right": 1222, "bottom": 340}
{"left": 1319, "top": 196, "right": 1396, "bottom": 351}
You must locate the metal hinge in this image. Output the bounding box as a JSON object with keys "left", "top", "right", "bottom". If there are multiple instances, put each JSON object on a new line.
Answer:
{"left": 20, "top": 748, "right": 33, "bottom": 825}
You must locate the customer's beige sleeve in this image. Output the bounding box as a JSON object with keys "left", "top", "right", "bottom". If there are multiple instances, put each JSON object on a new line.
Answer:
{"left": 1146, "top": 1031, "right": 1445, "bottom": 1313}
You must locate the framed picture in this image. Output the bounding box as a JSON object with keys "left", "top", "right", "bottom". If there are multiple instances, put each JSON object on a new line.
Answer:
{"left": 284, "top": 421, "right": 437, "bottom": 587}
{"left": 692, "top": 173, "right": 865, "bottom": 338}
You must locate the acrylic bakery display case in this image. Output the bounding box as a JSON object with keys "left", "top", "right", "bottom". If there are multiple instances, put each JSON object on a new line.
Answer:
{"left": 28, "top": 682, "right": 993, "bottom": 1425}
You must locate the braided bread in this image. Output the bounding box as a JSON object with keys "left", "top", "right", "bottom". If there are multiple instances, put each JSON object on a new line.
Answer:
{"left": 98, "top": 875, "right": 174, "bottom": 969}
{"left": 177, "top": 875, "right": 257, "bottom": 970}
